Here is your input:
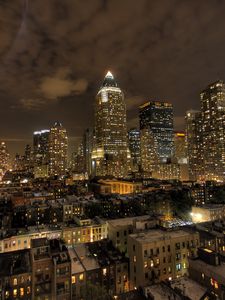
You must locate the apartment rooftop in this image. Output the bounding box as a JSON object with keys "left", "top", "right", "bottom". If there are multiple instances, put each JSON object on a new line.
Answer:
{"left": 190, "top": 257, "right": 225, "bottom": 280}
{"left": 72, "top": 244, "right": 100, "bottom": 272}
{"left": 147, "top": 278, "right": 206, "bottom": 300}
{"left": 0, "top": 249, "right": 31, "bottom": 276}
{"left": 107, "top": 215, "right": 151, "bottom": 228}
{"left": 129, "top": 229, "right": 196, "bottom": 244}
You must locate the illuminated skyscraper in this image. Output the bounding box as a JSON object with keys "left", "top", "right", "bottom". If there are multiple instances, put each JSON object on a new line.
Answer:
{"left": 33, "top": 129, "right": 50, "bottom": 166}
{"left": 0, "top": 141, "right": 10, "bottom": 178}
{"left": 139, "top": 101, "right": 174, "bottom": 163}
{"left": 49, "top": 121, "right": 68, "bottom": 176}
{"left": 128, "top": 128, "right": 141, "bottom": 172}
{"left": 200, "top": 81, "right": 225, "bottom": 182}
{"left": 140, "top": 128, "right": 158, "bottom": 175}
{"left": 186, "top": 110, "right": 204, "bottom": 181}
{"left": 92, "top": 71, "right": 129, "bottom": 178}
{"left": 174, "top": 132, "right": 187, "bottom": 164}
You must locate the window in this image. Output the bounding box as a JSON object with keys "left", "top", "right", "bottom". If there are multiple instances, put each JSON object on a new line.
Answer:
{"left": 20, "top": 288, "right": 24, "bottom": 296}
{"left": 201, "top": 273, "right": 205, "bottom": 280}
{"left": 133, "top": 256, "right": 136, "bottom": 263}
{"left": 13, "top": 289, "right": 17, "bottom": 297}
{"left": 176, "top": 263, "right": 181, "bottom": 271}
{"left": 167, "top": 245, "right": 170, "bottom": 252}
{"left": 27, "top": 286, "right": 31, "bottom": 294}
{"left": 71, "top": 276, "right": 76, "bottom": 284}
{"left": 13, "top": 278, "right": 17, "bottom": 286}
{"left": 79, "top": 274, "right": 84, "bottom": 281}
{"left": 103, "top": 268, "right": 107, "bottom": 276}
{"left": 144, "top": 261, "right": 147, "bottom": 268}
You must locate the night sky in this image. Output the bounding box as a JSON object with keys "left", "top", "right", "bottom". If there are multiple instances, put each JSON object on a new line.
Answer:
{"left": 1, "top": 0, "right": 225, "bottom": 155}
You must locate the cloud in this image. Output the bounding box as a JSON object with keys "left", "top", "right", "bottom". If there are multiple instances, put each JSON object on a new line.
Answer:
{"left": 39, "top": 69, "right": 88, "bottom": 99}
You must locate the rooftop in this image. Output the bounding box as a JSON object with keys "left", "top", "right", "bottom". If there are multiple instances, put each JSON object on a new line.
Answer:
{"left": 129, "top": 229, "right": 196, "bottom": 244}
{"left": 0, "top": 249, "right": 31, "bottom": 276}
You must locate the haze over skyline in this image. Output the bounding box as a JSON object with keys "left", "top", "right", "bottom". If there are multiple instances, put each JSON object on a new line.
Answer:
{"left": 1, "top": 0, "right": 225, "bottom": 155}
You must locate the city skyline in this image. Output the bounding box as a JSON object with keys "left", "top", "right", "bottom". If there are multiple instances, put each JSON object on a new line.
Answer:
{"left": 1, "top": 0, "right": 225, "bottom": 154}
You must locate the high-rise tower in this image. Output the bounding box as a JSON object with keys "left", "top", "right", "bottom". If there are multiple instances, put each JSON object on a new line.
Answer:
{"left": 92, "top": 71, "right": 129, "bottom": 178}
{"left": 186, "top": 110, "right": 204, "bottom": 181}
{"left": 200, "top": 81, "right": 225, "bottom": 182}
{"left": 139, "top": 101, "right": 174, "bottom": 163}
{"left": 49, "top": 122, "right": 68, "bottom": 176}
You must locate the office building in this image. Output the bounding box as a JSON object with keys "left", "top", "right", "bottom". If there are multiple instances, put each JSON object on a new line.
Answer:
{"left": 140, "top": 128, "right": 158, "bottom": 175}
{"left": 0, "top": 141, "right": 10, "bottom": 179}
{"left": 92, "top": 71, "right": 129, "bottom": 178}
{"left": 139, "top": 101, "right": 174, "bottom": 163}
{"left": 33, "top": 129, "right": 50, "bottom": 166}
{"left": 200, "top": 81, "right": 225, "bottom": 182}
{"left": 128, "top": 128, "right": 141, "bottom": 172}
{"left": 49, "top": 122, "right": 68, "bottom": 176}
{"left": 186, "top": 110, "right": 204, "bottom": 181}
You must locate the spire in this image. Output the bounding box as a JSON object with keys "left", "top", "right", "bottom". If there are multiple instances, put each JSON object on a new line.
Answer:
{"left": 102, "top": 70, "right": 118, "bottom": 88}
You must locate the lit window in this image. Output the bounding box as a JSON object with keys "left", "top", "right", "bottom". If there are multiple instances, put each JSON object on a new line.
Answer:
{"left": 71, "top": 276, "right": 76, "bottom": 284}
{"left": 20, "top": 288, "right": 24, "bottom": 296}
{"left": 133, "top": 256, "right": 136, "bottom": 263}
{"left": 13, "top": 289, "right": 17, "bottom": 297}
{"left": 13, "top": 278, "right": 17, "bottom": 286}
{"left": 27, "top": 286, "right": 31, "bottom": 294}
{"left": 79, "top": 273, "right": 84, "bottom": 281}
{"left": 103, "top": 268, "right": 107, "bottom": 276}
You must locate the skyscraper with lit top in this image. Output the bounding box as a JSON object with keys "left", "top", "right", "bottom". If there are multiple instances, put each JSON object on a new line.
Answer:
{"left": 92, "top": 71, "right": 129, "bottom": 178}
{"left": 49, "top": 121, "right": 68, "bottom": 176}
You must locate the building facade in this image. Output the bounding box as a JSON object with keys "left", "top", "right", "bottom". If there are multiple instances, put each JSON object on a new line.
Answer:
{"left": 92, "top": 71, "right": 129, "bottom": 178}
{"left": 186, "top": 110, "right": 204, "bottom": 181}
{"left": 139, "top": 101, "right": 174, "bottom": 163}
{"left": 49, "top": 122, "right": 68, "bottom": 177}
{"left": 128, "top": 128, "right": 141, "bottom": 172}
{"left": 200, "top": 81, "right": 225, "bottom": 182}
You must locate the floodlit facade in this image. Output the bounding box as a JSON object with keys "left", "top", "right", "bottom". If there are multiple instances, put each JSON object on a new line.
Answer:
{"left": 139, "top": 101, "right": 174, "bottom": 163}
{"left": 49, "top": 122, "right": 68, "bottom": 176}
{"left": 92, "top": 71, "right": 129, "bottom": 178}
{"left": 200, "top": 81, "right": 225, "bottom": 182}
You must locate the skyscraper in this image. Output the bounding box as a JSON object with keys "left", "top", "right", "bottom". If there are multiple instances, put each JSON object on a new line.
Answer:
{"left": 49, "top": 122, "right": 68, "bottom": 176}
{"left": 174, "top": 132, "right": 187, "bottom": 164}
{"left": 186, "top": 110, "right": 204, "bottom": 181}
{"left": 0, "top": 141, "right": 10, "bottom": 179}
{"left": 83, "top": 128, "right": 95, "bottom": 176}
{"left": 128, "top": 128, "right": 141, "bottom": 172}
{"left": 139, "top": 101, "right": 174, "bottom": 163}
{"left": 92, "top": 71, "right": 129, "bottom": 178}
{"left": 33, "top": 129, "right": 50, "bottom": 166}
{"left": 140, "top": 128, "right": 158, "bottom": 174}
{"left": 200, "top": 81, "right": 225, "bottom": 182}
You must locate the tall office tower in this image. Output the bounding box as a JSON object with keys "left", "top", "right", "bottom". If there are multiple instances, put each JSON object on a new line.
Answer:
{"left": 71, "top": 141, "right": 85, "bottom": 174}
{"left": 92, "top": 71, "right": 129, "bottom": 178}
{"left": 186, "top": 110, "right": 204, "bottom": 181}
{"left": 49, "top": 121, "right": 68, "bottom": 176}
{"left": 0, "top": 142, "right": 10, "bottom": 178}
{"left": 128, "top": 128, "right": 141, "bottom": 172}
{"left": 23, "top": 144, "right": 33, "bottom": 171}
{"left": 139, "top": 101, "right": 174, "bottom": 163}
{"left": 83, "top": 128, "right": 95, "bottom": 176}
{"left": 140, "top": 128, "right": 158, "bottom": 175}
{"left": 33, "top": 129, "right": 50, "bottom": 165}
{"left": 200, "top": 81, "right": 225, "bottom": 182}
{"left": 174, "top": 132, "right": 188, "bottom": 164}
